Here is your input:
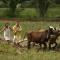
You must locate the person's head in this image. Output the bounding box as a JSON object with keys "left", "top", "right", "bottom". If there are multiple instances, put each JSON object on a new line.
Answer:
{"left": 16, "top": 21, "right": 20, "bottom": 27}
{"left": 5, "top": 22, "right": 9, "bottom": 28}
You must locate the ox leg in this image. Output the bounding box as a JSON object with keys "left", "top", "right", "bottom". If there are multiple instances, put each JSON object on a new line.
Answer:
{"left": 37, "top": 43, "right": 42, "bottom": 52}
{"left": 27, "top": 41, "right": 31, "bottom": 49}
{"left": 39, "top": 43, "right": 42, "bottom": 49}
{"left": 49, "top": 42, "right": 51, "bottom": 49}
{"left": 43, "top": 42, "right": 47, "bottom": 49}
{"left": 32, "top": 42, "right": 35, "bottom": 47}
{"left": 53, "top": 42, "right": 57, "bottom": 49}
{"left": 49, "top": 42, "right": 57, "bottom": 50}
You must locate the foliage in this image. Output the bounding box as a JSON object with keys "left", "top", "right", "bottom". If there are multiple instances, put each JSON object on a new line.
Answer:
{"left": 37, "top": 0, "right": 50, "bottom": 17}
{"left": 16, "top": 8, "right": 39, "bottom": 19}
{"left": 55, "top": 0, "right": 60, "bottom": 4}
{"left": 0, "top": 7, "right": 60, "bottom": 19}
{"left": 0, "top": 0, "right": 30, "bottom": 17}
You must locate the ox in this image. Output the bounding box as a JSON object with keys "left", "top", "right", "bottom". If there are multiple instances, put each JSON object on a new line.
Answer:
{"left": 25, "top": 29, "right": 51, "bottom": 50}
{"left": 23, "top": 27, "right": 60, "bottom": 50}
{"left": 48, "top": 29, "right": 60, "bottom": 49}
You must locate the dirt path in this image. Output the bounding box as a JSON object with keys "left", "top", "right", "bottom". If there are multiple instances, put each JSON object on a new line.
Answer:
{"left": 0, "top": 18, "right": 60, "bottom": 22}
{"left": 0, "top": 18, "right": 20, "bottom": 22}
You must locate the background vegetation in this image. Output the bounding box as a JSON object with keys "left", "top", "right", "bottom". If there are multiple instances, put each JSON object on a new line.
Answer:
{"left": 0, "top": 0, "right": 60, "bottom": 20}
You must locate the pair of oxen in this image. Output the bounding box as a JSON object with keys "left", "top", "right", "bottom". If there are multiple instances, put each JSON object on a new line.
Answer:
{"left": 24, "top": 27, "right": 60, "bottom": 50}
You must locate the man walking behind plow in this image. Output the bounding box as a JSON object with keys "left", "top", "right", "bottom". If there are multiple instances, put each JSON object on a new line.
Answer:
{"left": 13, "top": 21, "right": 22, "bottom": 47}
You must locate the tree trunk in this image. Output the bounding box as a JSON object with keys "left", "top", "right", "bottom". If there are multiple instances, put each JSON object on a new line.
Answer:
{"left": 9, "top": 0, "right": 17, "bottom": 17}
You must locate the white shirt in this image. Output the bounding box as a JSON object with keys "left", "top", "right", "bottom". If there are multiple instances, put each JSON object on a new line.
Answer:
{"left": 4, "top": 27, "right": 11, "bottom": 40}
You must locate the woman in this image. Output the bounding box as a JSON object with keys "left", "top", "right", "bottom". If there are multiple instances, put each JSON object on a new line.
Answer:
{"left": 1, "top": 22, "right": 12, "bottom": 44}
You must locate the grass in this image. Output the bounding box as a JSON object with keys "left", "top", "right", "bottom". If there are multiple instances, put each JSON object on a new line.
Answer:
{"left": 0, "top": 21, "right": 60, "bottom": 60}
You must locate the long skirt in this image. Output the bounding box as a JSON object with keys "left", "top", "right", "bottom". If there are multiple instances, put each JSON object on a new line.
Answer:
{"left": 4, "top": 34, "right": 12, "bottom": 41}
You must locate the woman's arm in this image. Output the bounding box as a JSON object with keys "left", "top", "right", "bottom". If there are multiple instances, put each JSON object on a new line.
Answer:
{"left": 20, "top": 26, "right": 22, "bottom": 31}
{"left": 9, "top": 27, "right": 13, "bottom": 31}
{"left": 0, "top": 27, "right": 5, "bottom": 32}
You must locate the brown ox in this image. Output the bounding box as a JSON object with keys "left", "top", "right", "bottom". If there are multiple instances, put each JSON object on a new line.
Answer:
{"left": 25, "top": 29, "right": 50, "bottom": 49}
{"left": 23, "top": 27, "right": 60, "bottom": 50}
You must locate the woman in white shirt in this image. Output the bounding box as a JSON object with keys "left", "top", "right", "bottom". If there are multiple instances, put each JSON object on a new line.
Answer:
{"left": 2, "top": 22, "right": 12, "bottom": 44}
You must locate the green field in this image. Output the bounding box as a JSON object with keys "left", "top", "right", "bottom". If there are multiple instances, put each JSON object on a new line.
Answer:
{"left": 0, "top": 21, "right": 60, "bottom": 60}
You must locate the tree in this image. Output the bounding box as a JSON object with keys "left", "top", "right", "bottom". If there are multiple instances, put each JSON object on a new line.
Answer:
{"left": 28, "top": 0, "right": 50, "bottom": 18}
{"left": 55, "top": 0, "right": 60, "bottom": 4}
{"left": 33, "top": 0, "right": 56, "bottom": 18}
{"left": 1, "top": 0, "right": 29, "bottom": 17}
{"left": 38, "top": 0, "right": 50, "bottom": 18}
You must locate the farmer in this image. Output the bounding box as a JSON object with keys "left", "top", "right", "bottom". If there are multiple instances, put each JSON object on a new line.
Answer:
{"left": 12, "top": 21, "right": 22, "bottom": 47}
{"left": 1, "top": 22, "right": 12, "bottom": 44}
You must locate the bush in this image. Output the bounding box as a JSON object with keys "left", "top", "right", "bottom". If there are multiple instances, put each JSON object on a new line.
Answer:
{"left": 0, "top": 7, "right": 60, "bottom": 19}
{"left": 16, "top": 8, "right": 39, "bottom": 19}
{"left": 0, "top": 8, "right": 8, "bottom": 18}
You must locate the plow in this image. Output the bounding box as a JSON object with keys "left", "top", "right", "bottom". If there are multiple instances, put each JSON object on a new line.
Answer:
{"left": 0, "top": 35, "right": 28, "bottom": 48}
